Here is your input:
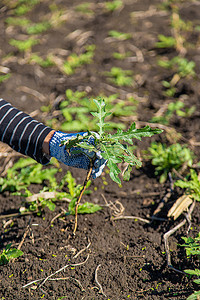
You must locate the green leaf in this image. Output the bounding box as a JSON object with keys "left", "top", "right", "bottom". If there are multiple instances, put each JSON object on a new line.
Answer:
{"left": 77, "top": 202, "right": 102, "bottom": 214}
{"left": 6, "top": 249, "right": 24, "bottom": 259}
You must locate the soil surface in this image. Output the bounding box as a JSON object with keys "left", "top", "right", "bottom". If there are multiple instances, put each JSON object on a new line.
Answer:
{"left": 0, "top": 0, "right": 200, "bottom": 299}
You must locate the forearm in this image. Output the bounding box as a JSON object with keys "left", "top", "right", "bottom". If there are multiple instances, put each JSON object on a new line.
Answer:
{"left": 0, "top": 98, "right": 53, "bottom": 164}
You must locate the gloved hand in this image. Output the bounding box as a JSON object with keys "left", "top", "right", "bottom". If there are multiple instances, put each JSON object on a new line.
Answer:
{"left": 49, "top": 131, "right": 106, "bottom": 179}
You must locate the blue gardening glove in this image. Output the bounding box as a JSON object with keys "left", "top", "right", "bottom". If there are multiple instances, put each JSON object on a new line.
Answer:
{"left": 49, "top": 131, "right": 106, "bottom": 179}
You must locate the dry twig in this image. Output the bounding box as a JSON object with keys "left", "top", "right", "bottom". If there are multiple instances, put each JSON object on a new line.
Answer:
{"left": 164, "top": 201, "right": 195, "bottom": 274}
{"left": 94, "top": 264, "right": 107, "bottom": 297}
{"left": 23, "top": 254, "right": 90, "bottom": 289}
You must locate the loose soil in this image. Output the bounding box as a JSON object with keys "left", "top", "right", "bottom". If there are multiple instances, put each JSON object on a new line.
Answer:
{"left": 0, "top": 0, "right": 200, "bottom": 299}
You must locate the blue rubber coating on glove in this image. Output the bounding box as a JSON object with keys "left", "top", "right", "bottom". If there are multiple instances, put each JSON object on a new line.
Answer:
{"left": 49, "top": 131, "right": 107, "bottom": 179}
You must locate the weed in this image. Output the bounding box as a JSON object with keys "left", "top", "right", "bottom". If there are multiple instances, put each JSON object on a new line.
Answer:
{"left": 9, "top": 38, "right": 39, "bottom": 53}
{"left": 0, "top": 158, "right": 58, "bottom": 193}
{"left": 148, "top": 142, "right": 194, "bottom": 183}
{"left": 5, "top": 17, "right": 30, "bottom": 27}
{"left": 155, "top": 34, "right": 176, "bottom": 48}
{"left": 29, "top": 53, "right": 54, "bottom": 67}
{"left": 108, "top": 30, "right": 132, "bottom": 40}
{"left": 151, "top": 100, "right": 195, "bottom": 125}
{"left": 0, "top": 73, "right": 11, "bottom": 83}
{"left": 104, "top": 0, "right": 123, "bottom": 12}
{"left": 158, "top": 56, "right": 196, "bottom": 78}
{"left": 104, "top": 67, "right": 133, "bottom": 86}
{"left": 26, "top": 21, "right": 51, "bottom": 34}
{"left": 75, "top": 3, "right": 94, "bottom": 15}
{"left": 62, "top": 98, "right": 162, "bottom": 184}
{"left": 179, "top": 233, "right": 200, "bottom": 300}
{"left": 112, "top": 51, "right": 132, "bottom": 60}
{"left": 62, "top": 45, "right": 95, "bottom": 75}
{"left": 175, "top": 169, "right": 200, "bottom": 201}
{"left": 0, "top": 244, "right": 23, "bottom": 265}
{"left": 13, "top": 0, "right": 39, "bottom": 16}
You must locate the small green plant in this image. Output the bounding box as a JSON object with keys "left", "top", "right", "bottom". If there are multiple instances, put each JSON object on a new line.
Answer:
{"left": 0, "top": 158, "right": 58, "bottom": 193}
{"left": 179, "top": 233, "right": 200, "bottom": 300}
{"left": 0, "top": 244, "right": 23, "bottom": 265}
{"left": 62, "top": 45, "right": 95, "bottom": 75}
{"left": 9, "top": 38, "right": 39, "bottom": 53}
{"left": 13, "top": 0, "right": 39, "bottom": 16}
{"left": 151, "top": 100, "right": 195, "bottom": 125}
{"left": 26, "top": 21, "right": 51, "bottom": 34}
{"left": 104, "top": 0, "right": 123, "bottom": 12}
{"left": 175, "top": 169, "right": 200, "bottom": 201}
{"left": 158, "top": 56, "right": 196, "bottom": 78}
{"left": 75, "top": 3, "right": 94, "bottom": 15}
{"left": 148, "top": 142, "right": 194, "bottom": 183}
{"left": 5, "top": 17, "right": 30, "bottom": 27}
{"left": 155, "top": 34, "right": 176, "bottom": 48}
{"left": 62, "top": 98, "right": 162, "bottom": 185}
{"left": 108, "top": 30, "right": 132, "bottom": 40}
{"left": 0, "top": 73, "right": 11, "bottom": 84}
{"left": 105, "top": 67, "right": 133, "bottom": 86}
{"left": 29, "top": 53, "right": 54, "bottom": 67}
{"left": 112, "top": 51, "right": 132, "bottom": 60}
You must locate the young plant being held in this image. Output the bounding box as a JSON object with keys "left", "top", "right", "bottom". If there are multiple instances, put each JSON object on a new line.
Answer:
{"left": 61, "top": 98, "right": 162, "bottom": 233}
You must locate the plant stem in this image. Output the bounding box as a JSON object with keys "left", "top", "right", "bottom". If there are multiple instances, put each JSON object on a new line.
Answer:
{"left": 73, "top": 166, "right": 93, "bottom": 235}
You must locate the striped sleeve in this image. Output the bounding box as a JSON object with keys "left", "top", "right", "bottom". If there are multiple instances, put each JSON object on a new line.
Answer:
{"left": 0, "top": 98, "right": 53, "bottom": 164}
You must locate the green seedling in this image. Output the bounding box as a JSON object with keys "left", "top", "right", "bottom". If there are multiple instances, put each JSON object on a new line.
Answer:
{"left": 179, "top": 233, "right": 200, "bottom": 300}
{"left": 26, "top": 21, "right": 51, "bottom": 34}
{"left": 108, "top": 30, "right": 132, "bottom": 40}
{"left": 62, "top": 45, "right": 95, "bottom": 75}
{"left": 175, "top": 169, "right": 200, "bottom": 202}
{"left": 5, "top": 17, "right": 30, "bottom": 27}
{"left": 105, "top": 67, "right": 133, "bottom": 86}
{"left": 158, "top": 56, "right": 196, "bottom": 78}
{"left": 13, "top": 0, "right": 39, "bottom": 16}
{"left": 9, "top": 38, "right": 39, "bottom": 53}
{"left": 161, "top": 80, "right": 177, "bottom": 97}
{"left": 148, "top": 142, "right": 194, "bottom": 183}
{"left": 61, "top": 98, "right": 162, "bottom": 233}
{"left": 155, "top": 34, "right": 176, "bottom": 48}
{"left": 29, "top": 53, "right": 54, "bottom": 67}
{"left": 75, "top": 3, "right": 94, "bottom": 15}
{"left": 0, "top": 244, "right": 23, "bottom": 265}
{"left": 0, "top": 157, "right": 58, "bottom": 193}
{"left": 104, "top": 0, "right": 123, "bottom": 12}
{"left": 0, "top": 73, "right": 11, "bottom": 84}
{"left": 151, "top": 100, "right": 195, "bottom": 125}
{"left": 112, "top": 51, "right": 132, "bottom": 60}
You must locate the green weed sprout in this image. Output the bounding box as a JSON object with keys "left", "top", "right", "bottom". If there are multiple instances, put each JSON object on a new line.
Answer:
{"left": 149, "top": 142, "right": 194, "bottom": 183}
{"left": 179, "top": 233, "right": 200, "bottom": 300}
{"left": 104, "top": 0, "right": 123, "bottom": 12}
{"left": 105, "top": 67, "right": 133, "bottom": 86}
{"left": 108, "top": 30, "right": 132, "bottom": 40}
{"left": 175, "top": 169, "right": 200, "bottom": 202}
{"left": 0, "top": 244, "right": 23, "bottom": 265}
{"left": 63, "top": 45, "right": 95, "bottom": 75}
{"left": 155, "top": 34, "right": 176, "bottom": 48}
{"left": 61, "top": 98, "right": 162, "bottom": 185}
{"left": 61, "top": 98, "right": 162, "bottom": 233}
{"left": 9, "top": 38, "right": 39, "bottom": 53}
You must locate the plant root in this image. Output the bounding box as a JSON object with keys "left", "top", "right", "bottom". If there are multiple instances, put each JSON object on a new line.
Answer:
{"left": 94, "top": 264, "right": 107, "bottom": 297}
{"left": 73, "top": 166, "right": 93, "bottom": 235}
